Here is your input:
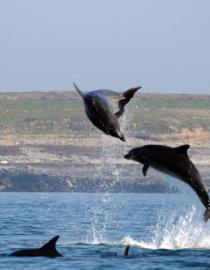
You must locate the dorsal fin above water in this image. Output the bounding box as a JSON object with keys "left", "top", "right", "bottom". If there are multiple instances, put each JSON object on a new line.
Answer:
{"left": 174, "top": 144, "right": 190, "bottom": 156}
{"left": 40, "top": 235, "right": 59, "bottom": 251}
{"left": 9, "top": 235, "right": 62, "bottom": 257}
{"left": 124, "top": 246, "right": 130, "bottom": 257}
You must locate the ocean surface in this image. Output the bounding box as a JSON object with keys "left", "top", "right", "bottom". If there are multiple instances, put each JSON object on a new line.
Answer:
{"left": 1, "top": 191, "right": 210, "bottom": 270}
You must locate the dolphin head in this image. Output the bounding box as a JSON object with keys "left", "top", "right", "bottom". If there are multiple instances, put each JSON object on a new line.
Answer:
{"left": 124, "top": 147, "right": 146, "bottom": 163}
{"left": 124, "top": 149, "right": 136, "bottom": 160}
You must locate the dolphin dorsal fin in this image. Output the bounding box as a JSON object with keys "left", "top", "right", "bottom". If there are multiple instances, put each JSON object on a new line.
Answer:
{"left": 73, "top": 82, "right": 85, "bottom": 98}
{"left": 40, "top": 235, "right": 59, "bottom": 251}
{"left": 175, "top": 144, "right": 190, "bottom": 156}
{"left": 124, "top": 246, "right": 130, "bottom": 257}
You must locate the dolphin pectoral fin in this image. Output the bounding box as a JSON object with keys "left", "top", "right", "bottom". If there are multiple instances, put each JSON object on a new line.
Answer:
{"left": 174, "top": 145, "right": 190, "bottom": 156}
{"left": 115, "top": 86, "right": 141, "bottom": 118}
{"left": 73, "top": 82, "right": 85, "bottom": 99}
{"left": 204, "top": 208, "right": 210, "bottom": 222}
{"left": 115, "top": 108, "right": 123, "bottom": 118}
{"left": 142, "top": 164, "right": 149, "bottom": 176}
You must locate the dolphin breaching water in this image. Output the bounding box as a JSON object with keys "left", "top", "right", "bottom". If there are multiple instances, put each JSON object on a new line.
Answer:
{"left": 9, "top": 235, "right": 62, "bottom": 257}
{"left": 73, "top": 83, "right": 141, "bottom": 141}
{"left": 124, "top": 144, "right": 210, "bottom": 222}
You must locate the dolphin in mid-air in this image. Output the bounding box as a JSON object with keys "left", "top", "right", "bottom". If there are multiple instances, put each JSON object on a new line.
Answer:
{"left": 73, "top": 83, "right": 141, "bottom": 141}
{"left": 124, "top": 144, "right": 210, "bottom": 222}
{"left": 9, "top": 235, "right": 62, "bottom": 257}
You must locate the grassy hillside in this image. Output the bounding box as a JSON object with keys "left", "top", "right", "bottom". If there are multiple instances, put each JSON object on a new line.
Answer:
{"left": 0, "top": 92, "right": 209, "bottom": 139}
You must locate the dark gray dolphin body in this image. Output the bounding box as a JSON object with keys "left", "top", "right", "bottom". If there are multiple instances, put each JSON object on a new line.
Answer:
{"left": 73, "top": 83, "right": 141, "bottom": 141}
{"left": 9, "top": 235, "right": 62, "bottom": 258}
{"left": 124, "top": 144, "right": 210, "bottom": 222}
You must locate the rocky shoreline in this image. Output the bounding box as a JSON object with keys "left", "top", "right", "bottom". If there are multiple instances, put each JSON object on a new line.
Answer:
{"left": 0, "top": 133, "right": 209, "bottom": 192}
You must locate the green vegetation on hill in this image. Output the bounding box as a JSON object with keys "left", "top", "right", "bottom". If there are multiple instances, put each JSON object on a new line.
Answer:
{"left": 0, "top": 92, "right": 209, "bottom": 137}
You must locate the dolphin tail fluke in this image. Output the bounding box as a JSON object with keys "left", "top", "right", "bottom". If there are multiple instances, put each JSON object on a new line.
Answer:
{"left": 40, "top": 235, "right": 62, "bottom": 257}
{"left": 124, "top": 246, "right": 130, "bottom": 257}
{"left": 115, "top": 86, "right": 141, "bottom": 118}
{"left": 204, "top": 208, "right": 210, "bottom": 222}
{"left": 73, "top": 82, "right": 85, "bottom": 98}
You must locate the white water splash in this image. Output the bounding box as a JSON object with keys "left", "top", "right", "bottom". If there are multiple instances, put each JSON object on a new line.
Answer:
{"left": 68, "top": 203, "right": 210, "bottom": 251}
{"left": 86, "top": 111, "right": 132, "bottom": 244}
{"left": 93, "top": 109, "right": 132, "bottom": 196}
{"left": 120, "top": 206, "right": 210, "bottom": 250}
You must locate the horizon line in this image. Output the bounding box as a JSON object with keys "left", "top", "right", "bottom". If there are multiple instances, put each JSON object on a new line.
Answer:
{"left": 0, "top": 89, "right": 209, "bottom": 96}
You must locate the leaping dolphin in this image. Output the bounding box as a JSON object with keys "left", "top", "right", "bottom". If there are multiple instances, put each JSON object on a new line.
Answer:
{"left": 9, "top": 235, "right": 62, "bottom": 257}
{"left": 124, "top": 144, "right": 210, "bottom": 222}
{"left": 73, "top": 83, "right": 141, "bottom": 141}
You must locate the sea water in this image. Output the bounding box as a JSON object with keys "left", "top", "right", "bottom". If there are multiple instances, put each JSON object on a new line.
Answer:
{"left": 0, "top": 192, "right": 210, "bottom": 270}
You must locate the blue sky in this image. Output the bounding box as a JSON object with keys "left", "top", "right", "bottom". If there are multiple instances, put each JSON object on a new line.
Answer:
{"left": 0, "top": 0, "right": 210, "bottom": 93}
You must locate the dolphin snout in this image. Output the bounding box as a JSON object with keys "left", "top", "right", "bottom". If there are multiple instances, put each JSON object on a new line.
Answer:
{"left": 124, "top": 154, "right": 130, "bottom": 160}
{"left": 117, "top": 130, "right": 126, "bottom": 142}
{"left": 120, "top": 135, "right": 126, "bottom": 142}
